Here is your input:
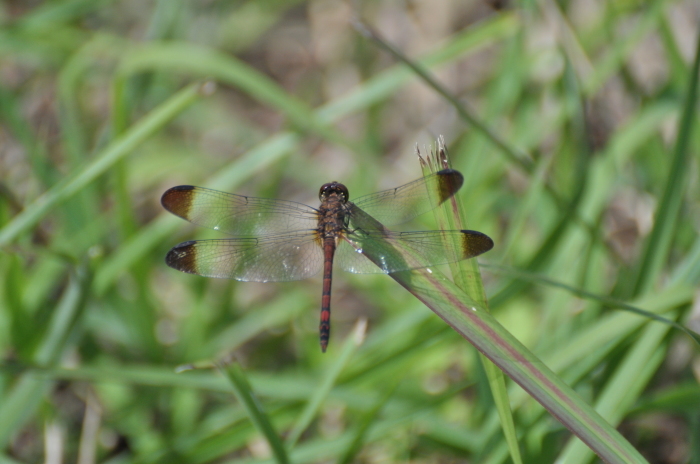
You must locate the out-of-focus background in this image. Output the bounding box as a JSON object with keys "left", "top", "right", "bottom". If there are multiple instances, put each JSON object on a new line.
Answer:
{"left": 1, "top": 0, "right": 699, "bottom": 462}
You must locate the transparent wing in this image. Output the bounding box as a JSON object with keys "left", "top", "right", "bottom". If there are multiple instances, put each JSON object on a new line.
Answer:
{"left": 165, "top": 232, "right": 324, "bottom": 282}
{"left": 349, "top": 169, "right": 463, "bottom": 226}
{"left": 161, "top": 185, "right": 319, "bottom": 236}
{"left": 336, "top": 229, "right": 494, "bottom": 274}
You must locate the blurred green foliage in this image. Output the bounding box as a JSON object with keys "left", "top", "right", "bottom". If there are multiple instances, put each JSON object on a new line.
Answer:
{"left": 0, "top": 0, "right": 699, "bottom": 463}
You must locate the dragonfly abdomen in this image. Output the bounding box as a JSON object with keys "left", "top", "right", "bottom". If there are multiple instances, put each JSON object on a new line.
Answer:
{"left": 316, "top": 185, "right": 349, "bottom": 352}
{"left": 319, "top": 238, "right": 335, "bottom": 352}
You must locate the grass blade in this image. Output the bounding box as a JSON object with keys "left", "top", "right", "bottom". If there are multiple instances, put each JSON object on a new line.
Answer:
{"left": 336, "top": 378, "right": 399, "bottom": 464}
{"left": 0, "top": 266, "right": 90, "bottom": 448}
{"left": 419, "top": 142, "right": 523, "bottom": 464}
{"left": 353, "top": 20, "right": 532, "bottom": 173}
{"left": 559, "top": 313, "right": 674, "bottom": 463}
{"left": 351, "top": 230, "right": 647, "bottom": 462}
{"left": 484, "top": 263, "right": 700, "bottom": 346}
{"left": 0, "top": 82, "right": 203, "bottom": 247}
{"left": 392, "top": 268, "right": 646, "bottom": 463}
{"left": 219, "top": 361, "right": 289, "bottom": 464}
{"left": 285, "top": 319, "right": 366, "bottom": 450}
{"left": 632, "top": 27, "right": 700, "bottom": 295}
{"left": 116, "top": 42, "right": 360, "bottom": 153}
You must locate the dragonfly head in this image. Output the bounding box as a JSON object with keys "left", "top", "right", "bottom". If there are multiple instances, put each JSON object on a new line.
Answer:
{"left": 319, "top": 182, "right": 349, "bottom": 203}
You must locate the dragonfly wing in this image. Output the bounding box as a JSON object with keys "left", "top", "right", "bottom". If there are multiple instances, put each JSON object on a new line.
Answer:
{"left": 165, "top": 232, "right": 324, "bottom": 282}
{"left": 338, "top": 229, "right": 494, "bottom": 274}
{"left": 162, "top": 185, "right": 319, "bottom": 236}
{"left": 349, "top": 169, "right": 463, "bottom": 226}
{"left": 335, "top": 239, "right": 386, "bottom": 274}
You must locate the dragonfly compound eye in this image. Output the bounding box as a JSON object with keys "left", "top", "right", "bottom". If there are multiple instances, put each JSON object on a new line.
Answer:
{"left": 319, "top": 182, "right": 349, "bottom": 201}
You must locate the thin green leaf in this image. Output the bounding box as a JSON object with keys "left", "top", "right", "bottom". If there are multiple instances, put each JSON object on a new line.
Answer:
{"left": 286, "top": 319, "right": 366, "bottom": 449}
{"left": 219, "top": 361, "right": 290, "bottom": 464}
{"left": 0, "top": 82, "right": 203, "bottom": 247}
{"left": 632, "top": 27, "right": 700, "bottom": 295}
{"left": 419, "top": 142, "right": 523, "bottom": 464}
{"left": 354, "top": 20, "right": 533, "bottom": 173}
{"left": 0, "top": 266, "right": 90, "bottom": 448}
{"left": 559, "top": 313, "right": 674, "bottom": 463}
{"left": 115, "top": 42, "right": 361, "bottom": 153}
{"left": 336, "top": 377, "right": 399, "bottom": 464}
{"left": 318, "top": 13, "right": 518, "bottom": 122}
{"left": 483, "top": 263, "right": 700, "bottom": 347}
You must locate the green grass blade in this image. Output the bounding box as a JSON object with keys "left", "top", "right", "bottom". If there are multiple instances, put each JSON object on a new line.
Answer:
{"left": 670, "top": 235, "right": 700, "bottom": 286}
{"left": 559, "top": 313, "right": 674, "bottom": 463}
{"left": 286, "top": 320, "right": 366, "bottom": 449}
{"left": 0, "top": 85, "right": 53, "bottom": 187}
{"left": 632, "top": 27, "right": 700, "bottom": 295}
{"left": 317, "top": 13, "right": 518, "bottom": 123}
{"left": 354, "top": 22, "right": 532, "bottom": 172}
{"left": 582, "top": 0, "right": 667, "bottom": 96}
{"left": 0, "top": 266, "right": 90, "bottom": 448}
{"left": 219, "top": 362, "right": 290, "bottom": 464}
{"left": 116, "top": 42, "right": 360, "bottom": 152}
{"left": 419, "top": 143, "right": 522, "bottom": 464}
{"left": 15, "top": 0, "right": 110, "bottom": 31}
{"left": 350, "top": 227, "right": 647, "bottom": 462}
{"left": 475, "top": 286, "right": 693, "bottom": 454}
{"left": 336, "top": 378, "right": 399, "bottom": 464}
{"left": 484, "top": 263, "right": 700, "bottom": 346}
{"left": 210, "top": 289, "right": 313, "bottom": 354}
{"left": 392, "top": 268, "right": 647, "bottom": 463}
{"left": 0, "top": 82, "right": 203, "bottom": 247}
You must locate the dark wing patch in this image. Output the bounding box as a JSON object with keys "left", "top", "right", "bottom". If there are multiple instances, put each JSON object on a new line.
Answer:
{"left": 435, "top": 169, "right": 463, "bottom": 204}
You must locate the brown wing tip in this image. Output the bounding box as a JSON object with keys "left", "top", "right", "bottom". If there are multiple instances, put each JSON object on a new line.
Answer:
{"left": 435, "top": 169, "right": 464, "bottom": 204}
{"left": 161, "top": 185, "right": 196, "bottom": 216}
{"left": 165, "top": 240, "right": 198, "bottom": 274}
{"left": 460, "top": 230, "right": 494, "bottom": 258}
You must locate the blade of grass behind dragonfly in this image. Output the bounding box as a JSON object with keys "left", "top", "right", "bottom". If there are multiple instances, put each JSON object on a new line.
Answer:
{"left": 631, "top": 27, "right": 700, "bottom": 297}
{"left": 419, "top": 141, "right": 522, "bottom": 464}
{"left": 559, "top": 311, "right": 675, "bottom": 464}
{"left": 336, "top": 377, "right": 400, "bottom": 464}
{"left": 116, "top": 41, "right": 363, "bottom": 155}
{"left": 218, "top": 361, "right": 289, "bottom": 464}
{"left": 0, "top": 82, "right": 203, "bottom": 247}
{"left": 0, "top": 265, "right": 91, "bottom": 449}
{"left": 482, "top": 263, "right": 700, "bottom": 346}
{"left": 285, "top": 319, "right": 367, "bottom": 450}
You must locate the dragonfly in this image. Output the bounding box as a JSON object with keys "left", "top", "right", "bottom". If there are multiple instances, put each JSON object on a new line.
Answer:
{"left": 162, "top": 169, "right": 494, "bottom": 352}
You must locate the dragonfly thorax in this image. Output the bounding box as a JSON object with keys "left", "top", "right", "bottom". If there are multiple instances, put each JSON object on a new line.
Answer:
{"left": 319, "top": 182, "right": 349, "bottom": 203}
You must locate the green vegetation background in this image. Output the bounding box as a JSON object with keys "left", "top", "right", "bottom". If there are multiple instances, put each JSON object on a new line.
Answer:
{"left": 0, "top": 0, "right": 699, "bottom": 463}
